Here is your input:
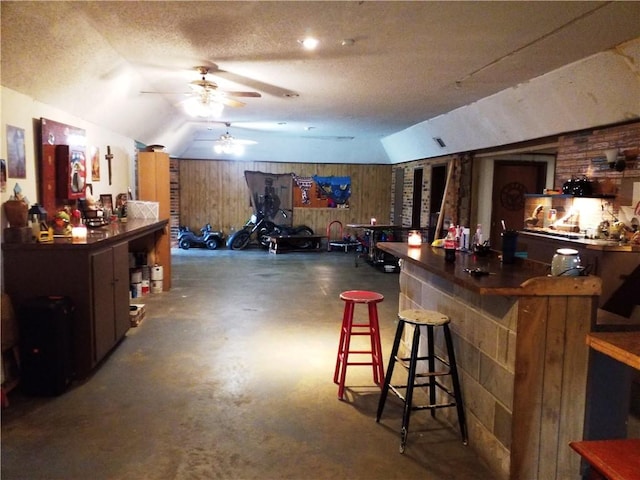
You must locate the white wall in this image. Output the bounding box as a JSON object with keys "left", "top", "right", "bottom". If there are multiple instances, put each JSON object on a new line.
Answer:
{"left": 382, "top": 38, "right": 640, "bottom": 163}
{"left": 1, "top": 87, "right": 137, "bottom": 224}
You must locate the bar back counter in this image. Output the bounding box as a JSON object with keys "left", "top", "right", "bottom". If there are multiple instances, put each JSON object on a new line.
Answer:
{"left": 378, "top": 242, "right": 602, "bottom": 480}
{"left": 2, "top": 219, "right": 169, "bottom": 380}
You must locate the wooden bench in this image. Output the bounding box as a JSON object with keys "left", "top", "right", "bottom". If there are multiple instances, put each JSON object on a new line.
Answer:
{"left": 268, "top": 235, "right": 325, "bottom": 254}
{"left": 569, "top": 439, "right": 640, "bottom": 480}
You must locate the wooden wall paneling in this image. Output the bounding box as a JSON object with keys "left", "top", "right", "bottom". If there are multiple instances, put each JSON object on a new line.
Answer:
{"left": 177, "top": 159, "right": 393, "bottom": 238}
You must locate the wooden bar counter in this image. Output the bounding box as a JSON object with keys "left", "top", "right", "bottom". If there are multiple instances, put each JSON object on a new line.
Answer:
{"left": 2, "top": 218, "right": 169, "bottom": 379}
{"left": 377, "top": 242, "right": 602, "bottom": 480}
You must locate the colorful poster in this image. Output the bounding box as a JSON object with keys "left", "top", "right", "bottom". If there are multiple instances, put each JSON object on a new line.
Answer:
{"left": 293, "top": 174, "right": 351, "bottom": 208}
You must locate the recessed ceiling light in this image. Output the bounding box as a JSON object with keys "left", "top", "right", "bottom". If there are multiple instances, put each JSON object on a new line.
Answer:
{"left": 299, "top": 37, "right": 319, "bottom": 50}
{"left": 341, "top": 38, "right": 355, "bottom": 46}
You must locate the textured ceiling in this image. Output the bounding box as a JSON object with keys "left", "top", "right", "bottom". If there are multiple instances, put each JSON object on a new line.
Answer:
{"left": 2, "top": 1, "right": 640, "bottom": 162}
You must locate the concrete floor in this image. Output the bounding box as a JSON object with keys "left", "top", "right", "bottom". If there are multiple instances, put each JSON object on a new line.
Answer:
{"left": 2, "top": 248, "right": 496, "bottom": 480}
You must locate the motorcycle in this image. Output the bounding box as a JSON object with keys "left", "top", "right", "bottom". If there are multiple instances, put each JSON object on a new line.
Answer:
{"left": 226, "top": 208, "right": 314, "bottom": 250}
{"left": 178, "top": 223, "right": 225, "bottom": 250}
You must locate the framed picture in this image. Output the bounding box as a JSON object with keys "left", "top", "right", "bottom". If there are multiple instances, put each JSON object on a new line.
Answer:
{"left": 1, "top": 159, "right": 6, "bottom": 192}
{"left": 6, "top": 125, "right": 26, "bottom": 179}
{"left": 90, "top": 146, "right": 100, "bottom": 181}
{"left": 100, "top": 194, "right": 113, "bottom": 212}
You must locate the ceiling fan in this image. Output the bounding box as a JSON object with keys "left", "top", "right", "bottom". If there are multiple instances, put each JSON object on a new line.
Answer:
{"left": 188, "top": 66, "right": 261, "bottom": 108}
{"left": 213, "top": 122, "right": 257, "bottom": 155}
{"left": 141, "top": 66, "right": 261, "bottom": 117}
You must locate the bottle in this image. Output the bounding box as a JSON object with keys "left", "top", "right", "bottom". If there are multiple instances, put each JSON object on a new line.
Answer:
{"left": 474, "top": 224, "right": 483, "bottom": 246}
{"left": 444, "top": 226, "right": 457, "bottom": 263}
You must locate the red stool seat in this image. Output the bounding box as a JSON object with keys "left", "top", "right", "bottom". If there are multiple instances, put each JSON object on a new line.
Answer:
{"left": 334, "top": 290, "right": 385, "bottom": 400}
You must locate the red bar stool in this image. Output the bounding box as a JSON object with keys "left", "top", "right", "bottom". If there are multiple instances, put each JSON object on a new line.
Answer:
{"left": 334, "top": 290, "right": 385, "bottom": 400}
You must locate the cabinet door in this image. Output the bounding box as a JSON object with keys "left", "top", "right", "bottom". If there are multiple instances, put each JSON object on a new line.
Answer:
{"left": 55, "top": 145, "right": 86, "bottom": 199}
{"left": 91, "top": 242, "right": 130, "bottom": 362}
{"left": 92, "top": 248, "right": 116, "bottom": 361}
{"left": 112, "top": 242, "right": 131, "bottom": 340}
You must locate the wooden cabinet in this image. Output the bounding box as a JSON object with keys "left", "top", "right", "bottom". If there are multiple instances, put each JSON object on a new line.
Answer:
{"left": 55, "top": 144, "right": 87, "bottom": 200}
{"left": 2, "top": 219, "right": 168, "bottom": 379}
{"left": 137, "top": 151, "right": 171, "bottom": 290}
{"left": 92, "top": 242, "right": 130, "bottom": 361}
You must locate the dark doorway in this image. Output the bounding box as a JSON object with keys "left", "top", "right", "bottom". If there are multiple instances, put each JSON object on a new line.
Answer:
{"left": 393, "top": 168, "right": 404, "bottom": 226}
{"left": 490, "top": 161, "right": 547, "bottom": 248}
{"left": 429, "top": 165, "right": 447, "bottom": 241}
{"left": 411, "top": 168, "right": 423, "bottom": 228}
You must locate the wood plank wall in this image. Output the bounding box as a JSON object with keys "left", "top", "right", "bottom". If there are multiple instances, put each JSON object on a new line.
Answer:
{"left": 178, "top": 159, "right": 392, "bottom": 240}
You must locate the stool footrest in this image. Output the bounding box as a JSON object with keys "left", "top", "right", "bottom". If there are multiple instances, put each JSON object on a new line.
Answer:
{"left": 395, "top": 355, "right": 451, "bottom": 368}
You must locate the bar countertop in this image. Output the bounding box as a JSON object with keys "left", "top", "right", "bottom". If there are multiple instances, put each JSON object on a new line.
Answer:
{"left": 586, "top": 332, "right": 640, "bottom": 370}
{"left": 2, "top": 218, "right": 169, "bottom": 251}
{"left": 377, "top": 241, "right": 601, "bottom": 297}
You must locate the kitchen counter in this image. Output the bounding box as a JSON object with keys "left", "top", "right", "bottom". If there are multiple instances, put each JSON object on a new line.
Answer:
{"left": 520, "top": 229, "right": 640, "bottom": 252}
{"left": 2, "top": 218, "right": 170, "bottom": 378}
{"left": 377, "top": 241, "right": 602, "bottom": 480}
{"left": 518, "top": 231, "right": 640, "bottom": 315}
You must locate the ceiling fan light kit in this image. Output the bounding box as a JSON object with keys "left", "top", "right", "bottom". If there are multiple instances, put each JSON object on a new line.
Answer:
{"left": 183, "top": 96, "right": 224, "bottom": 118}
{"left": 213, "top": 124, "right": 257, "bottom": 156}
{"left": 214, "top": 141, "right": 245, "bottom": 156}
{"left": 299, "top": 37, "right": 319, "bottom": 50}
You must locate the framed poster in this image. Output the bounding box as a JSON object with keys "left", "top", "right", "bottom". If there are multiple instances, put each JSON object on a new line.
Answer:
{"left": 6, "top": 125, "right": 26, "bottom": 179}
{"left": 90, "top": 145, "right": 100, "bottom": 181}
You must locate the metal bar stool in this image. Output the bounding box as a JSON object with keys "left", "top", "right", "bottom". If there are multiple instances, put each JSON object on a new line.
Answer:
{"left": 376, "top": 309, "right": 468, "bottom": 453}
{"left": 333, "top": 290, "right": 385, "bottom": 400}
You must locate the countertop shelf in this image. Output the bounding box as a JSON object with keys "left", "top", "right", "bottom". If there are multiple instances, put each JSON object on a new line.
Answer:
{"left": 2, "top": 218, "right": 169, "bottom": 251}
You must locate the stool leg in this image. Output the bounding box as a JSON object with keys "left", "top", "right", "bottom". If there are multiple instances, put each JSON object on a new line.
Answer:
{"left": 334, "top": 300, "right": 353, "bottom": 384}
{"left": 443, "top": 324, "right": 468, "bottom": 444}
{"left": 376, "top": 319, "right": 404, "bottom": 422}
{"left": 368, "top": 302, "right": 385, "bottom": 385}
{"left": 400, "top": 324, "right": 421, "bottom": 454}
{"left": 336, "top": 301, "right": 355, "bottom": 399}
{"left": 426, "top": 325, "right": 437, "bottom": 418}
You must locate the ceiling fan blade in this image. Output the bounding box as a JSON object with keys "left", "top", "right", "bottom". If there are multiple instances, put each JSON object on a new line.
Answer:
{"left": 140, "top": 90, "right": 189, "bottom": 95}
{"left": 225, "top": 91, "right": 261, "bottom": 98}
{"left": 218, "top": 97, "right": 246, "bottom": 108}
